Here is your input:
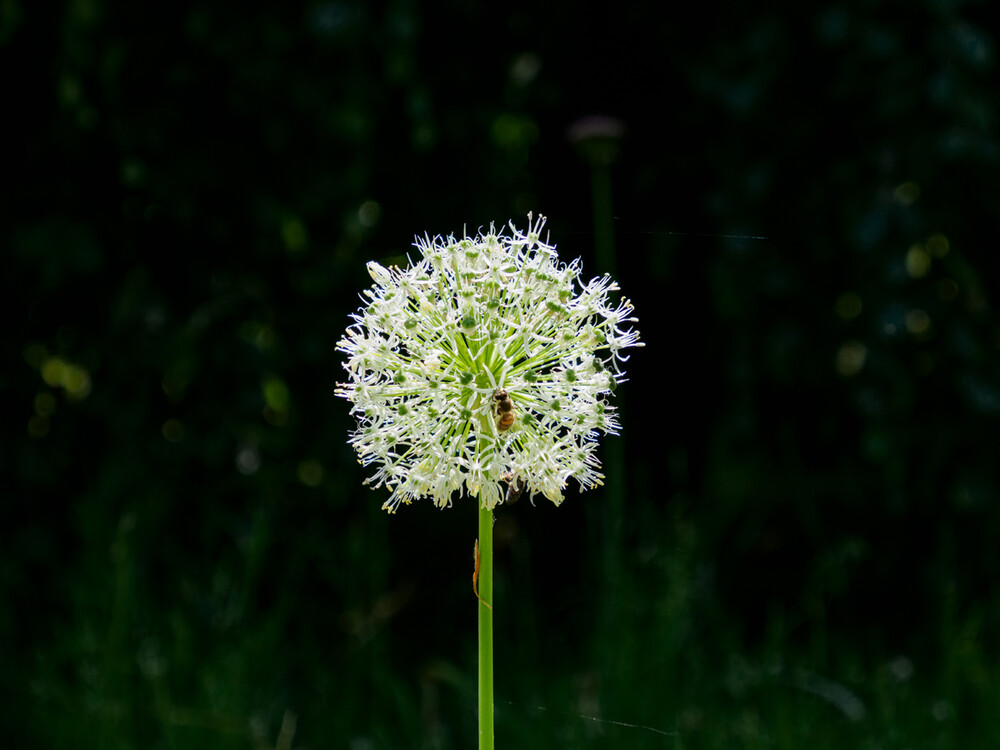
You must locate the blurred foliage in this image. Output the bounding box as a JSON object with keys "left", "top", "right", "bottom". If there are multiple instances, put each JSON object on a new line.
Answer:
{"left": 3, "top": 0, "right": 1000, "bottom": 747}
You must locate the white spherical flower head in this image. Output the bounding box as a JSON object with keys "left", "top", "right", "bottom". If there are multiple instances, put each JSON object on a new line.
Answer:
{"left": 336, "top": 214, "right": 642, "bottom": 512}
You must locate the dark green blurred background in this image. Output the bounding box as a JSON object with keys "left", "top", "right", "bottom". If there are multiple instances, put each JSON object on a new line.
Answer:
{"left": 5, "top": 1, "right": 1000, "bottom": 747}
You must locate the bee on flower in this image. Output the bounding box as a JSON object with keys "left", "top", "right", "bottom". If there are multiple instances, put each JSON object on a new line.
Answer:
{"left": 336, "top": 214, "right": 642, "bottom": 512}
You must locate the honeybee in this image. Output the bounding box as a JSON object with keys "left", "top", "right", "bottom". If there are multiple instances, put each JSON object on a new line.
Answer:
{"left": 504, "top": 475, "right": 525, "bottom": 504}
{"left": 492, "top": 388, "right": 515, "bottom": 432}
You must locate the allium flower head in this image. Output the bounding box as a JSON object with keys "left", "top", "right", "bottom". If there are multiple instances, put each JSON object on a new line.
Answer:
{"left": 336, "top": 215, "right": 642, "bottom": 512}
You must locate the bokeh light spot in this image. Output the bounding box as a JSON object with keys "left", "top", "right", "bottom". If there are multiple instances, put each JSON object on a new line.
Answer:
{"left": 62, "top": 365, "right": 91, "bottom": 400}
{"left": 236, "top": 446, "right": 261, "bottom": 475}
{"left": 835, "top": 340, "right": 867, "bottom": 376}
{"left": 39, "top": 356, "right": 91, "bottom": 400}
{"left": 509, "top": 52, "right": 542, "bottom": 86}
{"left": 491, "top": 114, "right": 539, "bottom": 151}
{"left": 28, "top": 415, "right": 50, "bottom": 439}
{"left": 34, "top": 392, "right": 57, "bottom": 417}
{"left": 162, "top": 419, "right": 184, "bottom": 443}
{"left": 41, "top": 357, "right": 66, "bottom": 387}
{"left": 282, "top": 217, "right": 309, "bottom": 254}
{"left": 905, "top": 244, "right": 931, "bottom": 278}
{"left": 298, "top": 459, "right": 324, "bottom": 487}
{"left": 58, "top": 73, "right": 81, "bottom": 106}
{"left": 263, "top": 375, "right": 289, "bottom": 410}
{"left": 240, "top": 321, "right": 275, "bottom": 351}
{"left": 932, "top": 700, "right": 956, "bottom": 722}
{"left": 24, "top": 343, "right": 48, "bottom": 369}
{"left": 893, "top": 181, "right": 920, "bottom": 206}
{"left": 358, "top": 200, "right": 381, "bottom": 228}
{"left": 835, "top": 291, "right": 863, "bottom": 321}
{"left": 263, "top": 374, "right": 290, "bottom": 426}
{"left": 936, "top": 278, "right": 959, "bottom": 301}
{"left": 927, "top": 233, "right": 950, "bottom": 257}
{"left": 906, "top": 308, "right": 931, "bottom": 336}
{"left": 120, "top": 158, "right": 145, "bottom": 187}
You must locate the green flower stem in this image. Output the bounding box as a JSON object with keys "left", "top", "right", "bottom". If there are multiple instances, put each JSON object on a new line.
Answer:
{"left": 478, "top": 502, "right": 494, "bottom": 750}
